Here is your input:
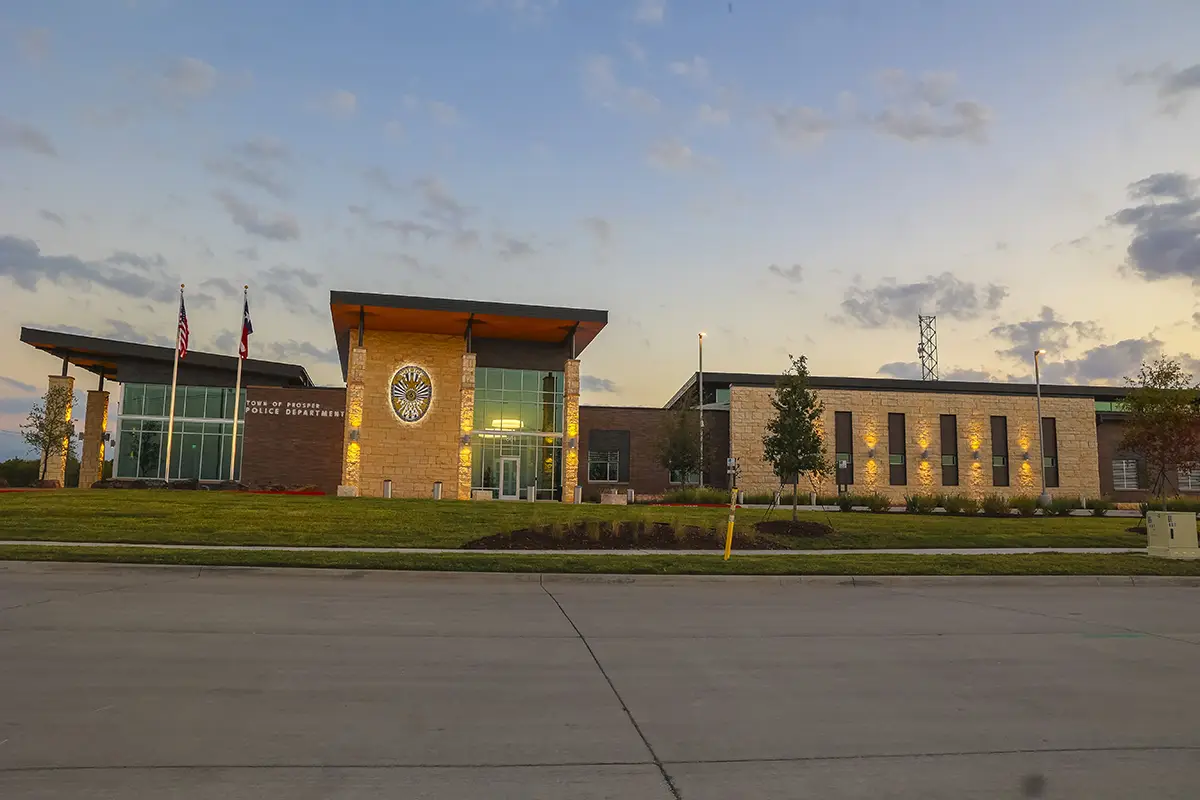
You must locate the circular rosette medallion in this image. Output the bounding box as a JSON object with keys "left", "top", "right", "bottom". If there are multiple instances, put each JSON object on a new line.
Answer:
{"left": 389, "top": 365, "right": 433, "bottom": 422}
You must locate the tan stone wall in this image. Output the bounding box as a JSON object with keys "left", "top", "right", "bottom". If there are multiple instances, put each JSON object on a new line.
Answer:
{"left": 80, "top": 390, "right": 109, "bottom": 487}
{"left": 42, "top": 375, "right": 75, "bottom": 487}
{"left": 354, "top": 331, "right": 466, "bottom": 498}
{"left": 731, "top": 386, "right": 1100, "bottom": 500}
{"left": 563, "top": 359, "right": 580, "bottom": 503}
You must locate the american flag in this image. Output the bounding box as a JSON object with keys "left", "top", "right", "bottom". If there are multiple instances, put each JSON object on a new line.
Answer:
{"left": 238, "top": 293, "right": 253, "bottom": 359}
{"left": 177, "top": 292, "right": 189, "bottom": 359}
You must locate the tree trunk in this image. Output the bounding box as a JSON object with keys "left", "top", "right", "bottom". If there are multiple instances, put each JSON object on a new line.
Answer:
{"left": 40, "top": 447, "right": 48, "bottom": 481}
{"left": 792, "top": 479, "right": 799, "bottom": 522}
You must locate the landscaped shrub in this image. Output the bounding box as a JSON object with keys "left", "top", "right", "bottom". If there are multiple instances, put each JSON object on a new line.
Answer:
{"left": 980, "top": 494, "right": 1012, "bottom": 516}
{"left": 1165, "top": 498, "right": 1200, "bottom": 513}
{"left": 959, "top": 496, "right": 980, "bottom": 516}
{"left": 904, "top": 493, "right": 940, "bottom": 514}
{"left": 1010, "top": 495, "right": 1039, "bottom": 517}
{"left": 1089, "top": 499, "right": 1114, "bottom": 517}
{"left": 942, "top": 494, "right": 979, "bottom": 515}
{"left": 662, "top": 487, "right": 731, "bottom": 505}
{"left": 836, "top": 494, "right": 853, "bottom": 512}
{"left": 864, "top": 493, "right": 891, "bottom": 513}
{"left": 1044, "top": 498, "right": 1080, "bottom": 517}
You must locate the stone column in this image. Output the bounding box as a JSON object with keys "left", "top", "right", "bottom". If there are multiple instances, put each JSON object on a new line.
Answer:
{"left": 79, "top": 390, "right": 109, "bottom": 487}
{"left": 562, "top": 359, "right": 580, "bottom": 503}
{"left": 42, "top": 374, "right": 75, "bottom": 487}
{"left": 338, "top": 345, "right": 367, "bottom": 497}
{"left": 457, "top": 353, "right": 477, "bottom": 500}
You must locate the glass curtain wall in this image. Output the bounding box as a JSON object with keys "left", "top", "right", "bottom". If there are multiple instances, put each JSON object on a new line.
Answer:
{"left": 114, "top": 384, "right": 246, "bottom": 481}
{"left": 470, "top": 368, "right": 564, "bottom": 499}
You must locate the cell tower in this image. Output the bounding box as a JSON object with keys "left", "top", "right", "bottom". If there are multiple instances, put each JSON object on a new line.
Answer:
{"left": 918, "top": 315, "right": 938, "bottom": 381}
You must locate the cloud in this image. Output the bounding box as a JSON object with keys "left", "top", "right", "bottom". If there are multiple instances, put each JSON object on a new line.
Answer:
{"left": 876, "top": 361, "right": 921, "bottom": 380}
{"left": 19, "top": 28, "right": 51, "bottom": 64}
{"left": 161, "top": 56, "right": 218, "bottom": 99}
{"left": 839, "top": 272, "right": 1007, "bottom": 327}
{"left": 1125, "top": 63, "right": 1200, "bottom": 113}
{"left": 257, "top": 265, "right": 322, "bottom": 312}
{"left": 634, "top": 0, "right": 665, "bottom": 24}
{"left": 200, "top": 277, "right": 239, "bottom": 298}
{"left": 0, "top": 234, "right": 187, "bottom": 304}
{"left": 479, "top": 0, "right": 559, "bottom": 21}
{"left": 877, "top": 361, "right": 1000, "bottom": 382}
{"left": 869, "top": 71, "right": 990, "bottom": 143}
{"left": 237, "top": 245, "right": 260, "bottom": 261}
{"left": 0, "top": 375, "right": 37, "bottom": 394}
{"left": 622, "top": 38, "right": 647, "bottom": 64}
{"left": 495, "top": 233, "right": 537, "bottom": 261}
{"left": 349, "top": 206, "right": 440, "bottom": 241}
{"left": 989, "top": 306, "right": 1105, "bottom": 362}
{"left": 583, "top": 55, "right": 660, "bottom": 114}
{"left": 697, "top": 103, "right": 730, "bottom": 125}
{"left": 581, "top": 375, "right": 619, "bottom": 393}
{"left": 384, "top": 120, "right": 405, "bottom": 140}
{"left": 767, "top": 263, "right": 802, "bottom": 284}
{"left": 260, "top": 339, "right": 339, "bottom": 364}
{"left": 0, "top": 116, "right": 58, "bottom": 157}
{"left": 363, "top": 166, "right": 404, "bottom": 194}
{"left": 216, "top": 192, "right": 300, "bottom": 241}
{"left": 1109, "top": 171, "right": 1200, "bottom": 282}
{"left": 206, "top": 136, "right": 293, "bottom": 199}
{"left": 106, "top": 250, "right": 167, "bottom": 270}
{"left": 45, "top": 319, "right": 175, "bottom": 348}
{"left": 768, "top": 106, "right": 835, "bottom": 147}
{"left": 38, "top": 210, "right": 66, "bottom": 227}
{"left": 581, "top": 216, "right": 613, "bottom": 245}
{"left": 415, "top": 175, "right": 473, "bottom": 229}
{"left": 1039, "top": 337, "right": 1163, "bottom": 385}
{"left": 669, "top": 56, "right": 709, "bottom": 81}
{"left": 315, "top": 89, "right": 357, "bottom": 117}
{"left": 646, "top": 137, "right": 712, "bottom": 171}
{"left": 429, "top": 101, "right": 459, "bottom": 126}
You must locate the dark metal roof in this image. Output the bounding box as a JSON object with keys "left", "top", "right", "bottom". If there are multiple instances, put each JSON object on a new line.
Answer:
{"left": 19, "top": 327, "right": 313, "bottom": 388}
{"left": 329, "top": 291, "right": 609, "bottom": 324}
{"left": 665, "top": 372, "right": 1132, "bottom": 409}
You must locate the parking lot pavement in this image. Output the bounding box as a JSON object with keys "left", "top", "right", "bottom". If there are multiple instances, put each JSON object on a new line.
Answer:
{"left": 1, "top": 562, "right": 1198, "bottom": 798}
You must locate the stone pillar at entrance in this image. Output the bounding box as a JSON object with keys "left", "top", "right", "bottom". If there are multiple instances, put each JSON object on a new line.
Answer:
{"left": 457, "top": 352, "right": 476, "bottom": 500}
{"left": 562, "top": 359, "right": 580, "bottom": 503}
{"left": 338, "top": 345, "right": 367, "bottom": 497}
{"left": 79, "top": 390, "right": 109, "bottom": 487}
{"left": 42, "top": 374, "right": 75, "bottom": 487}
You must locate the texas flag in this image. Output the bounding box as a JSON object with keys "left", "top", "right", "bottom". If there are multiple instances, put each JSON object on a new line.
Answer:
{"left": 238, "top": 293, "right": 254, "bottom": 359}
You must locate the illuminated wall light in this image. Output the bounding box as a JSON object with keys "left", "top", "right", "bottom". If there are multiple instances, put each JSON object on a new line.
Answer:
{"left": 345, "top": 441, "right": 361, "bottom": 487}
{"left": 489, "top": 419, "right": 523, "bottom": 431}
{"left": 1019, "top": 460, "right": 1034, "bottom": 489}
{"left": 458, "top": 385, "right": 474, "bottom": 500}
{"left": 864, "top": 459, "right": 879, "bottom": 488}
{"left": 918, "top": 459, "right": 934, "bottom": 488}
{"left": 347, "top": 384, "right": 364, "bottom": 429}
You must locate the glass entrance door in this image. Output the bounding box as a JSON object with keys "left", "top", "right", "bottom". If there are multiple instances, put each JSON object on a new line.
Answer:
{"left": 499, "top": 457, "right": 520, "bottom": 500}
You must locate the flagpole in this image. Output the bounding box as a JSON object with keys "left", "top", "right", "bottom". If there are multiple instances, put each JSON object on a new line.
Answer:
{"left": 228, "top": 285, "right": 247, "bottom": 481}
{"left": 164, "top": 284, "right": 183, "bottom": 482}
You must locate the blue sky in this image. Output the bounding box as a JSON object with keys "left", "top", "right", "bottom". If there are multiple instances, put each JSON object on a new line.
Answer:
{"left": 3, "top": 0, "right": 1200, "bottom": 458}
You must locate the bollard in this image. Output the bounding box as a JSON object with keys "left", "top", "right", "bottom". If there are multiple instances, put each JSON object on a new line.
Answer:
{"left": 737, "top": 490, "right": 745, "bottom": 505}
{"left": 627, "top": 488, "right": 635, "bottom": 504}
{"left": 383, "top": 479, "right": 392, "bottom": 499}
{"left": 573, "top": 485, "right": 582, "bottom": 504}
{"left": 527, "top": 485, "right": 536, "bottom": 502}
{"left": 773, "top": 490, "right": 781, "bottom": 507}
{"left": 810, "top": 491, "right": 817, "bottom": 507}
{"left": 432, "top": 481, "right": 442, "bottom": 500}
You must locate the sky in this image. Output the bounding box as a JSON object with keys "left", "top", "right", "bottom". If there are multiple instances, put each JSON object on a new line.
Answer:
{"left": 2, "top": 0, "right": 1200, "bottom": 459}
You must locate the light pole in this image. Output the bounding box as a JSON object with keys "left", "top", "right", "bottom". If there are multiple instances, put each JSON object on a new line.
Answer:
{"left": 698, "top": 332, "right": 706, "bottom": 488}
{"left": 1033, "top": 349, "right": 1051, "bottom": 507}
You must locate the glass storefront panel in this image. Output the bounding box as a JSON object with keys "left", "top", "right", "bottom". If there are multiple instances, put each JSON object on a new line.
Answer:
{"left": 115, "top": 383, "right": 245, "bottom": 481}
{"left": 470, "top": 433, "right": 562, "bottom": 500}
{"left": 143, "top": 385, "right": 168, "bottom": 417}
{"left": 472, "top": 368, "right": 564, "bottom": 434}
{"left": 123, "top": 384, "right": 145, "bottom": 416}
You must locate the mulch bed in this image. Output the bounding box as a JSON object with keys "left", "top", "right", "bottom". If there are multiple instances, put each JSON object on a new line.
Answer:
{"left": 463, "top": 522, "right": 783, "bottom": 551}
{"left": 754, "top": 520, "right": 836, "bottom": 538}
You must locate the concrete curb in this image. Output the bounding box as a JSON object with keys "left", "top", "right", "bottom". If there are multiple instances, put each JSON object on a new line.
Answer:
{"left": 2, "top": 560, "right": 1197, "bottom": 586}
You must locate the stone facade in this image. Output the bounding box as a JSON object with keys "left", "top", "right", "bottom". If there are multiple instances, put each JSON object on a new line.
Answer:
{"left": 730, "top": 386, "right": 1101, "bottom": 500}
{"left": 563, "top": 359, "right": 581, "bottom": 502}
{"left": 42, "top": 374, "right": 75, "bottom": 487}
{"left": 348, "top": 330, "right": 467, "bottom": 499}
{"left": 457, "top": 353, "right": 476, "bottom": 500}
{"left": 79, "top": 389, "right": 109, "bottom": 487}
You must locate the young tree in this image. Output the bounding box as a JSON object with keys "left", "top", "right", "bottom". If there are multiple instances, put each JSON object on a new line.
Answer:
{"left": 20, "top": 385, "right": 77, "bottom": 483}
{"left": 763, "top": 354, "right": 830, "bottom": 521}
{"left": 1120, "top": 357, "right": 1200, "bottom": 509}
{"left": 656, "top": 409, "right": 702, "bottom": 487}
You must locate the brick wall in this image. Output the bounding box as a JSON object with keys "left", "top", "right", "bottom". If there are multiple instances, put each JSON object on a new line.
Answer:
{"left": 731, "top": 386, "right": 1101, "bottom": 500}
{"left": 242, "top": 386, "right": 346, "bottom": 493}
{"left": 355, "top": 330, "right": 466, "bottom": 498}
{"left": 579, "top": 406, "right": 730, "bottom": 498}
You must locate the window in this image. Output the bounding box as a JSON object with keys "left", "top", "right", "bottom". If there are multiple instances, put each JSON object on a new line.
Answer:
{"left": 1113, "top": 459, "right": 1139, "bottom": 491}
{"left": 834, "top": 411, "right": 853, "bottom": 485}
{"left": 587, "top": 451, "right": 620, "bottom": 483}
{"left": 670, "top": 469, "right": 701, "bottom": 485}
{"left": 940, "top": 414, "right": 959, "bottom": 486}
{"left": 888, "top": 413, "right": 907, "bottom": 486}
{"left": 1041, "top": 417, "right": 1060, "bottom": 488}
{"left": 115, "top": 384, "right": 245, "bottom": 481}
{"left": 1179, "top": 469, "right": 1200, "bottom": 492}
{"left": 990, "top": 416, "right": 1010, "bottom": 487}
{"left": 473, "top": 368, "right": 564, "bottom": 434}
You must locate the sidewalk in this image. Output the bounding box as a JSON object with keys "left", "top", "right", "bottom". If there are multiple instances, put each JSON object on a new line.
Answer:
{"left": 0, "top": 540, "right": 1144, "bottom": 556}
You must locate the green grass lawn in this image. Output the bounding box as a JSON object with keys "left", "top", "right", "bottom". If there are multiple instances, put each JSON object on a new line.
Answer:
{"left": 0, "top": 545, "right": 1195, "bottom": 576}
{"left": 0, "top": 491, "right": 1148, "bottom": 549}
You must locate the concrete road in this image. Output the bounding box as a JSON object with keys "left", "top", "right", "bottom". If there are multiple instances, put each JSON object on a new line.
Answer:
{"left": 0, "top": 564, "right": 1197, "bottom": 799}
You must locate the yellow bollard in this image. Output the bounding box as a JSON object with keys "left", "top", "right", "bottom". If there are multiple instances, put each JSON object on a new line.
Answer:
{"left": 723, "top": 487, "right": 737, "bottom": 560}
